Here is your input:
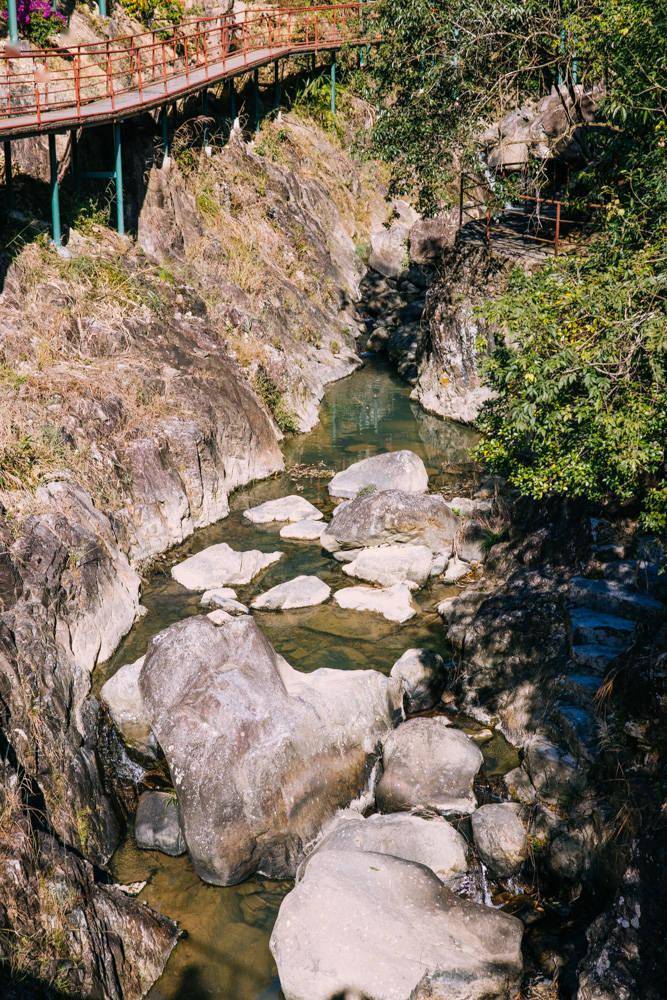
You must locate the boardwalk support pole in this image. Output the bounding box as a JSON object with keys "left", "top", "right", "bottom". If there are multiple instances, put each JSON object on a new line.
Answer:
{"left": 7, "top": 0, "right": 18, "bottom": 45}
{"left": 98, "top": 0, "right": 108, "bottom": 17}
{"left": 161, "top": 106, "right": 170, "bottom": 160}
{"left": 202, "top": 87, "right": 210, "bottom": 149}
{"left": 48, "top": 133, "right": 62, "bottom": 247}
{"left": 229, "top": 78, "right": 237, "bottom": 125}
{"left": 70, "top": 129, "right": 79, "bottom": 195}
{"left": 113, "top": 122, "right": 124, "bottom": 236}
{"left": 330, "top": 53, "right": 336, "bottom": 116}
{"left": 3, "top": 141, "right": 13, "bottom": 209}
{"left": 273, "top": 61, "right": 281, "bottom": 113}
{"left": 253, "top": 68, "right": 260, "bottom": 132}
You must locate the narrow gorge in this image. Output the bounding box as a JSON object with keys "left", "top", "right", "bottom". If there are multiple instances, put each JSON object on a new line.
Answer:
{"left": 1, "top": 3, "right": 665, "bottom": 999}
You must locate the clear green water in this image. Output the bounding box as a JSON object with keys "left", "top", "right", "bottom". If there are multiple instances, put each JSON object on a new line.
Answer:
{"left": 107, "top": 359, "right": 517, "bottom": 1000}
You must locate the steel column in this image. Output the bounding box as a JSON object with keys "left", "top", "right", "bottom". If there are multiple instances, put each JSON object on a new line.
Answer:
{"left": 253, "top": 68, "right": 260, "bottom": 132}
{"left": 202, "top": 87, "right": 209, "bottom": 148}
{"left": 229, "top": 78, "right": 237, "bottom": 123}
{"left": 161, "top": 106, "right": 170, "bottom": 159}
{"left": 98, "top": 0, "right": 108, "bottom": 16}
{"left": 6, "top": 0, "right": 18, "bottom": 45}
{"left": 3, "top": 141, "right": 12, "bottom": 208}
{"left": 48, "top": 133, "right": 62, "bottom": 247}
{"left": 330, "top": 53, "right": 336, "bottom": 116}
{"left": 273, "top": 61, "right": 281, "bottom": 112}
{"left": 113, "top": 122, "right": 124, "bottom": 236}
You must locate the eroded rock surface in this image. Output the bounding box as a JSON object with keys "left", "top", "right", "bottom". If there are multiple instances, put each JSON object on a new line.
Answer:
{"left": 139, "top": 616, "right": 399, "bottom": 884}
{"left": 100, "top": 655, "right": 155, "bottom": 758}
{"left": 270, "top": 849, "right": 523, "bottom": 1000}
{"left": 280, "top": 518, "right": 328, "bottom": 540}
{"left": 135, "top": 790, "right": 186, "bottom": 857}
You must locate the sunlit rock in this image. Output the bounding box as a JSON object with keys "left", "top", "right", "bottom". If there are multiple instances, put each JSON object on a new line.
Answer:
{"left": 243, "top": 495, "right": 323, "bottom": 524}
{"left": 471, "top": 802, "right": 528, "bottom": 877}
{"left": 171, "top": 542, "right": 283, "bottom": 589}
{"left": 333, "top": 583, "right": 416, "bottom": 623}
{"left": 328, "top": 450, "right": 428, "bottom": 499}
{"left": 342, "top": 544, "right": 435, "bottom": 590}
{"left": 251, "top": 575, "right": 331, "bottom": 611}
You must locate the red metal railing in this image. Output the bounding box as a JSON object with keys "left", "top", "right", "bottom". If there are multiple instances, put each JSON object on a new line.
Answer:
{"left": 0, "top": 3, "right": 376, "bottom": 135}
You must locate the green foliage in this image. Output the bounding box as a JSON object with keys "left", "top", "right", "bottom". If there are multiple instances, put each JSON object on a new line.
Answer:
{"left": 476, "top": 238, "right": 667, "bottom": 530}
{"left": 293, "top": 74, "right": 343, "bottom": 139}
{"left": 253, "top": 367, "right": 298, "bottom": 434}
{"left": 118, "top": 0, "right": 183, "bottom": 28}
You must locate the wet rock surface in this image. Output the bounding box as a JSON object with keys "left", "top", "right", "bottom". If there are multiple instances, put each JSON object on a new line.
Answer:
{"left": 270, "top": 848, "right": 524, "bottom": 1000}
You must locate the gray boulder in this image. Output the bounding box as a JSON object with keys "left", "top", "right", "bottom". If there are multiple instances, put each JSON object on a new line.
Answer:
{"left": 390, "top": 648, "right": 448, "bottom": 714}
{"left": 100, "top": 656, "right": 156, "bottom": 757}
{"left": 321, "top": 488, "right": 457, "bottom": 553}
{"left": 135, "top": 791, "right": 186, "bottom": 857}
{"left": 139, "top": 615, "right": 398, "bottom": 885}
{"left": 471, "top": 802, "right": 528, "bottom": 876}
{"left": 376, "top": 718, "right": 483, "bottom": 816}
{"left": 270, "top": 849, "right": 523, "bottom": 1000}
{"left": 303, "top": 809, "right": 468, "bottom": 884}
{"left": 328, "top": 450, "right": 428, "bottom": 499}
{"left": 171, "top": 542, "right": 283, "bottom": 589}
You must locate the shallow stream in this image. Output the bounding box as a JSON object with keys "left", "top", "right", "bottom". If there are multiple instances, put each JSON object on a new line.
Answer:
{"left": 102, "top": 358, "right": 519, "bottom": 999}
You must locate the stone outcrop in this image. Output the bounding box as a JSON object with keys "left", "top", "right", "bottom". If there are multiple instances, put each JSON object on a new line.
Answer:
{"left": 243, "top": 495, "right": 323, "bottom": 524}
{"left": 139, "top": 615, "right": 400, "bottom": 884}
{"left": 100, "top": 655, "right": 156, "bottom": 758}
{"left": 270, "top": 848, "right": 524, "bottom": 1000}
{"left": 342, "top": 543, "right": 436, "bottom": 590}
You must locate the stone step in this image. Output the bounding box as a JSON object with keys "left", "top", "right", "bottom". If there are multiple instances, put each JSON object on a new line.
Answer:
{"left": 569, "top": 606, "right": 637, "bottom": 644}
{"left": 568, "top": 577, "right": 664, "bottom": 622}
{"left": 572, "top": 643, "right": 622, "bottom": 673}
{"left": 553, "top": 702, "right": 597, "bottom": 757}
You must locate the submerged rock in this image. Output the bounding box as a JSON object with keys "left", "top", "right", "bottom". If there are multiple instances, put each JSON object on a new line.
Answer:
{"left": 328, "top": 450, "right": 428, "bottom": 499}
{"left": 376, "top": 718, "right": 483, "bottom": 816}
{"left": 333, "top": 583, "right": 417, "bottom": 623}
{"left": 342, "top": 543, "right": 435, "bottom": 590}
{"left": 251, "top": 575, "right": 331, "bottom": 610}
{"left": 100, "top": 656, "right": 156, "bottom": 758}
{"left": 303, "top": 809, "right": 468, "bottom": 884}
{"left": 389, "top": 648, "right": 448, "bottom": 714}
{"left": 471, "top": 802, "right": 528, "bottom": 876}
{"left": 171, "top": 542, "right": 283, "bottom": 589}
{"left": 135, "top": 791, "right": 186, "bottom": 857}
{"left": 243, "top": 495, "right": 323, "bottom": 524}
{"left": 270, "top": 849, "right": 523, "bottom": 1000}
{"left": 321, "top": 488, "right": 457, "bottom": 553}
{"left": 139, "top": 616, "right": 398, "bottom": 884}
{"left": 279, "top": 518, "right": 328, "bottom": 540}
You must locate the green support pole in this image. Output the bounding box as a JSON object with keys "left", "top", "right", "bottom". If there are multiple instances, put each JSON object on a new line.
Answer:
{"left": 229, "top": 78, "right": 237, "bottom": 123}
{"left": 6, "top": 0, "right": 18, "bottom": 45}
{"left": 330, "top": 53, "right": 336, "bottom": 116}
{"left": 3, "top": 141, "right": 12, "bottom": 209}
{"left": 273, "top": 61, "right": 281, "bottom": 113}
{"left": 202, "top": 88, "right": 209, "bottom": 148}
{"left": 253, "top": 68, "right": 260, "bottom": 132}
{"left": 161, "top": 106, "right": 169, "bottom": 159}
{"left": 98, "top": 0, "right": 108, "bottom": 16}
{"left": 113, "top": 122, "right": 124, "bottom": 236}
{"left": 48, "top": 133, "right": 62, "bottom": 248}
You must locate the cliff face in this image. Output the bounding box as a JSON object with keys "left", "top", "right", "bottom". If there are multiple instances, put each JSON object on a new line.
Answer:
{"left": 0, "top": 108, "right": 385, "bottom": 993}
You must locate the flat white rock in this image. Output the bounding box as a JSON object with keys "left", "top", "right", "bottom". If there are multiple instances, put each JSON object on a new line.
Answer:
{"left": 342, "top": 544, "right": 434, "bottom": 590}
{"left": 200, "top": 587, "right": 238, "bottom": 607}
{"left": 328, "top": 450, "right": 429, "bottom": 499}
{"left": 333, "top": 583, "right": 416, "bottom": 623}
{"left": 252, "top": 575, "right": 331, "bottom": 611}
{"left": 444, "top": 554, "right": 473, "bottom": 583}
{"left": 171, "top": 542, "right": 283, "bottom": 589}
{"left": 279, "top": 518, "right": 328, "bottom": 541}
{"left": 243, "top": 495, "right": 323, "bottom": 524}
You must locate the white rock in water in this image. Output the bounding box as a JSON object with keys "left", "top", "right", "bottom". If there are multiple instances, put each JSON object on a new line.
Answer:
{"left": 252, "top": 575, "right": 331, "bottom": 611}
{"left": 389, "top": 648, "right": 448, "bottom": 714}
{"left": 376, "top": 717, "right": 483, "bottom": 816}
{"left": 328, "top": 450, "right": 428, "bottom": 499}
{"left": 270, "top": 849, "right": 524, "bottom": 1000}
{"left": 100, "top": 656, "right": 156, "bottom": 757}
{"left": 342, "top": 544, "right": 434, "bottom": 591}
{"left": 200, "top": 587, "right": 238, "bottom": 607}
{"left": 280, "top": 518, "right": 328, "bottom": 541}
{"left": 303, "top": 809, "right": 468, "bottom": 884}
{"left": 333, "top": 583, "right": 416, "bottom": 623}
{"left": 444, "top": 554, "right": 473, "bottom": 583}
{"left": 207, "top": 609, "right": 235, "bottom": 625}
{"left": 471, "top": 802, "right": 528, "bottom": 876}
{"left": 243, "top": 495, "right": 323, "bottom": 524}
{"left": 171, "top": 542, "right": 283, "bottom": 589}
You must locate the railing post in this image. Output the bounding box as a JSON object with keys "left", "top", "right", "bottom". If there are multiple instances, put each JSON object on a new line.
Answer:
{"left": 113, "top": 122, "right": 124, "bottom": 236}
{"left": 330, "top": 52, "right": 336, "bottom": 116}
{"left": 48, "top": 133, "right": 62, "bottom": 248}
{"left": 202, "top": 87, "right": 210, "bottom": 149}
{"left": 3, "top": 140, "right": 13, "bottom": 210}
{"left": 7, "top": 0, "right": 19, "bottom": 45}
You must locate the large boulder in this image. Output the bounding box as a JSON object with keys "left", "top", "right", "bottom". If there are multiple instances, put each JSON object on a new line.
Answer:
{"left": 171, "top": 542, "right": 283, "bottom": 589}
{"left": 270, "top": 849, "right": 523, "bottom": 1000}
{"left": 376, "top": 718, "right": 483, "bottom": 816}
{"left": 342, "top": 544, "right": 435, "bottom": 590}
{"left": 471, "top": 802, "right": 528, "bottom": 877}
{"left": 243, "top": 495, "right": 323, "bottom": 524}
{"left": 303, "top": 809, "right": 468, "bottom": 884}
{"left": 390, "top": 648, "right": 448, "bottom": 714}
{"left": 328, "top": 451, "right": 428, "bottom": 499}
{"left": 100, "top": 656, "right": 156, "bottom": 758}
{"left": 321, "top": 489, "right": 457, "bottom": 553}
{"left": 251, "top": 575, "right": 331, "bottom": 610}
{"left": 134, "top": 791, "right": 186, "bottom": 857}
{"left": 139, "top": 616, "right": 399, "bottom": 884}
{"left": 333, "top": 583, "right": 417, "bottom": 623}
